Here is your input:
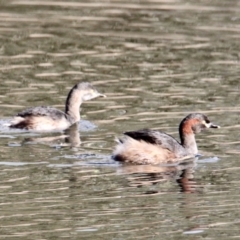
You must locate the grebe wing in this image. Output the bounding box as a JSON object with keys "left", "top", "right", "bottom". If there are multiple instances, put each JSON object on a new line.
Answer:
{"left": 124, "top": 129, "right": 182, "bottom": 152}
{"left": 16, "top": 106, "right": 66, "bottom": 120}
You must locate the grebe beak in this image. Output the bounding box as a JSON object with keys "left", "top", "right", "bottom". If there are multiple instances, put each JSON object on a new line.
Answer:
{"left": 209, "top": 123, "right": 220, "bottom": 129}
{"left": 202, "top": 120, "right": 220, "bottom": 129}
{"left": 98, "top": 93, "right": 107, "bottom": 98}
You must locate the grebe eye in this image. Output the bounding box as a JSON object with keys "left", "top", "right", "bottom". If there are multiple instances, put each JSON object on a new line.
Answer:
{"left": 205, "top": 119, "right": 210, "bottom": 124}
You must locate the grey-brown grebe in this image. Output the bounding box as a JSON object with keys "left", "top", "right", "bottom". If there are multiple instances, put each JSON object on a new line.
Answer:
{"left": 113, "top": 113, "right": 220, "bottom": 164}
{"left": 10, "top": 82, "right": 106, "bottom": 131}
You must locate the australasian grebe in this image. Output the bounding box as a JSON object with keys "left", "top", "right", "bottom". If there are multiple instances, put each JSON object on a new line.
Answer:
{"left": 10, "top": 82, "right": 106, "bottom": 131}
{"left": 113, "top": 113, "right": 220, "bottom": 165}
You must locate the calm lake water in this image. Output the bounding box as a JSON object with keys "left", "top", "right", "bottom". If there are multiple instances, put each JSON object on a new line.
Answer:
{"left": 0, "top": 0, "right": 240, "bottom": 239}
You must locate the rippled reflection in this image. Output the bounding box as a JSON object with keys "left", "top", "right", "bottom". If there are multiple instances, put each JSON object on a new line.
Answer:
{"left": 118, "top": 160, "right": 197, "bottom": 193}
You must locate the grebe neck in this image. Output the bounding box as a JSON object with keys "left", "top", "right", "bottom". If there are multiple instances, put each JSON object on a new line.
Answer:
{"left": 180, "top": 133, "right": 198, "bottom": 155}
{"left": 179, "top": 120, "right": 198, "bottom": 155}
{"left": 65, "top": 88, "right": 83, "bottom": 123}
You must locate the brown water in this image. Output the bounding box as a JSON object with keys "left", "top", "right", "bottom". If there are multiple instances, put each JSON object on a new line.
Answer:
{"left": 0, "top": 0, "right": 240, "bottom": 239}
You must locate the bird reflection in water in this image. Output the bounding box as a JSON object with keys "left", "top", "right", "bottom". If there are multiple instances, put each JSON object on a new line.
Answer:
{"left": 118, "top": 159, "right": 198, "bottom": 194}
{"left": 23, "top": 122, "right": 81, "bottom": 148}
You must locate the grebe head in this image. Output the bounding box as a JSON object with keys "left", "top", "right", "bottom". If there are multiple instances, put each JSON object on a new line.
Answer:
{"left": 76, "top": 82, "right": 106, "bottom": 101}
{"left": 65, "top": 82, "right": 106, "bottom": 124}
{"left": 179, "top": 113, "right": 220, "bottom": 135}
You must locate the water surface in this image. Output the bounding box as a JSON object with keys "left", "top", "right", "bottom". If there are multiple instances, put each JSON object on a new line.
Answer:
{"left": 0, "top": 0, "right": 239, "bottom": 239}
